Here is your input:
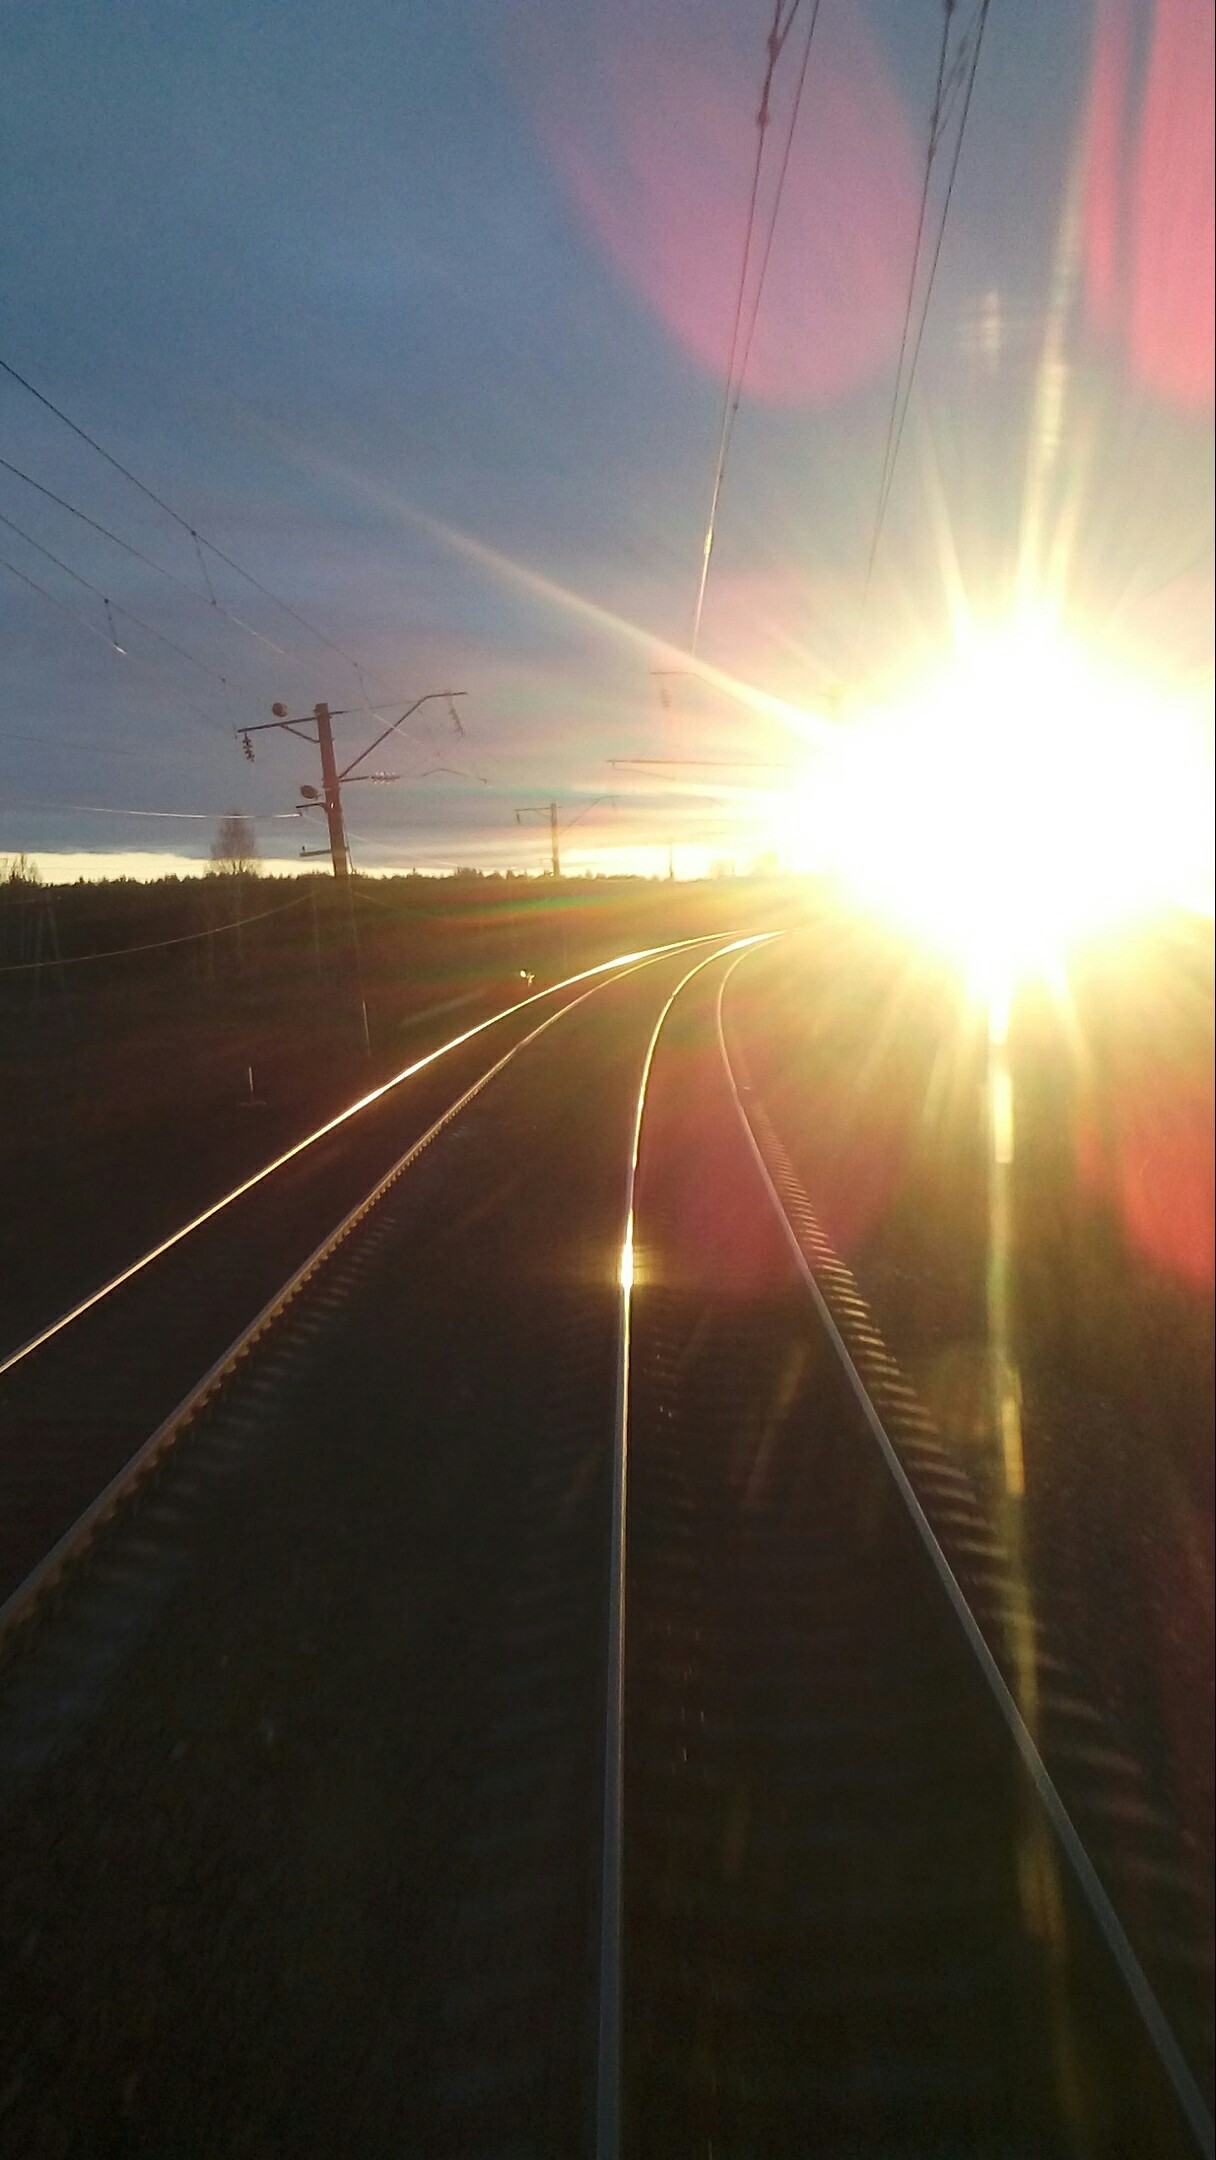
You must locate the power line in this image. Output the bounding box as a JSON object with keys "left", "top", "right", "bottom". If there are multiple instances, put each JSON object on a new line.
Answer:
{"left": 911, "top": 15, "right": 991, "bottom": 324}
{"left": 714, "top": 0, "right": 824, "bottom": 525}
{"left": 865, "top": 7, "right": 954, "bottom": 580}
{"left": 0, "top": 888, "right": 312, "bottom": 976}
{"left": 0, "top": 727, "right": 222, "bottom": 764}
{"left": 857, "top": 0, "right": 993, "bottom": 609}
{"left": 0, "top": 500, "right": 151, "bottom": 641}
{"left": 876, "top": 2, "right": 991, "bottom": 549}
{"left": 0, "top": 547, "right": 118, "bottom": 650}
{"left": 0, "top": 503, "right": 259, "bottom": 717}
{"left": 0, "top": 547, "right": 238, "bottom": 739}
{"left": 1, "top": 797, "right": 301, "bottom": 822}
{"left": 0, "top": 553, "right": 234, "bottom": 738}
{"left": 609, "top": 756, "right": 792, "bottom": 769}
{"left": 690, "top": 0, "right": 814, "bottom": 654}
{"left": 0, "top": 352, "right": 370, "bottom": 679}
{"left": 0, "top": 451, "right": 292, "bottom": 662}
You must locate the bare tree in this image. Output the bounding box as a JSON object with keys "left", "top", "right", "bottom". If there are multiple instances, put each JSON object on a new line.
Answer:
{"left": 2, "top": 852, "right": 44, "bottom": 885}
{"left": 209, "top": 812, "right": 259, "bottom": 877}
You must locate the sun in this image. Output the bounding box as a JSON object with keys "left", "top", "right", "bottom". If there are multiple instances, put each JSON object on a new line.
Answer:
{"left": 774, "top": 612, "right": 1214, "bottom": 1000}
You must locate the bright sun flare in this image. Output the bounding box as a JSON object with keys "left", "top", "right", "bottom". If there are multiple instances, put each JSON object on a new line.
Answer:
{"left": 775, "top": 615, "right": 1214, "bottom": 996}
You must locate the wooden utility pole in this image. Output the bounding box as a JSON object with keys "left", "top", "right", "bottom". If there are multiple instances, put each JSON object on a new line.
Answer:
{"left": 239, "top": 689, "right": 466, "bottom": 1058}
{"left": 239, "top": 689, "right": 466, "bottom": 881}
{"left": 313, "top": 702, "right": 350, "bottom": 880}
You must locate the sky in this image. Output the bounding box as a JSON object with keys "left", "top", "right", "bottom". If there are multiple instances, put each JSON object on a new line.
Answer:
{"left": 0, "top": 0, "right": 1212, "bottom": 880}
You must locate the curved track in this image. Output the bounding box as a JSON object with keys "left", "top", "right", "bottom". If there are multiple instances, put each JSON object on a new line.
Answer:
{"left": 0, "top": 935, "right": 1209, "bottom": 2158}
{"left": 614, "top": 949, "right": 1210, "bottom": 2157}
{"left": 0, "top": 940, "right": 709, "bottom": 1625}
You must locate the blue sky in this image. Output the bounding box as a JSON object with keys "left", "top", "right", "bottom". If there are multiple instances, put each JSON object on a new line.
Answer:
{"left": 1, "top": 0, "right": 1211, "bottom": 877}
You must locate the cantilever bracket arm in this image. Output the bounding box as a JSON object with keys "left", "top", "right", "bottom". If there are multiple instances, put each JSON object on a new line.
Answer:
{"left": 337, "top": 690, "right": 466, "bottom": 783}
{"left": 238, "top": 717, "right": 319, "bottom": 747}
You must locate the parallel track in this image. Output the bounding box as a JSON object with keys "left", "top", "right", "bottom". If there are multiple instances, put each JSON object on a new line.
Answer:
{"left": 0, "top": 939, "right": 714, "bottom": 1631}
{"left": 715, "top": 943, "right": 1215, "bottom": 2142}
{"left": 0, "top": 936, "right": 1209, "bottom": 2157}
{"left": 605, "top": 949, "right": 1210, "bottom": 2155}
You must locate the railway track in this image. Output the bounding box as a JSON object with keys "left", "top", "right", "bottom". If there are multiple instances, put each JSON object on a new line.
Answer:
{"left": 0, "top": 936, "right": 1210, "bottom": 2156}
{"left": 616, "top": 952, "right": 1211, "bottom": 2155}
{"left": 0, "top": 938, "right": 709, "bottom": 1619}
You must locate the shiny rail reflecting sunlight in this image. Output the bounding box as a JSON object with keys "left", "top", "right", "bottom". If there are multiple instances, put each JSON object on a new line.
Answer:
{"left": 0, "top": 938, "right": 713, "bottom": 1385}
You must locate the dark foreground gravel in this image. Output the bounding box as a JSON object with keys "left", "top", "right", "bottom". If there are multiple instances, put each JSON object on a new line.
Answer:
{"left": 623, "top": 963, "right": 1205, "bottom": 2158}
{"left": 0, "top": 951, "right": 696, "bottom": 2158}
{"left": 723, "top": 930, "right": 1214, "bottom": 2121}
{"left": 0, "top": 957, "right": 670, "bottom": 1607}
{"left": 0, "top": 934, "right": 1209, "bottom": 2159}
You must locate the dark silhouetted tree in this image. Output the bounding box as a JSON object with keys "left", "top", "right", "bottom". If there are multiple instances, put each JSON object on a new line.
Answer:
{"left": 209, "top": 812, "right": 259, "bottom": 877}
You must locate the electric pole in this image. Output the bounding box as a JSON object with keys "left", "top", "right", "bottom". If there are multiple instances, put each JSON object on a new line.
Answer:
{"left": 240, "top": 700, "right": 351, "bottom": 878}
{"left": 239, "top": 688, "right": 467, "bottom": 1057}
{"left": 313, "top": 702, "right": 349, "bottom": 881}
{"left": 240, "top": 689, "right": 467, "bottom": 881}
{"left": 514, "top": 797, "right": 615, "bottom": 878}
{"left": 515, "top": 800, "right": 560, "bottom": 877}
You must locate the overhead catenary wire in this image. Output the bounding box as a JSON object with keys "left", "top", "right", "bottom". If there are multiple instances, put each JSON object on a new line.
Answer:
{"left": 0, "top": 548, "right": 121, "bottom": 652}
{"left": 857, "top": 0, "right": 993, "bottom": 617}
{"left": 0, "top": 560, "right": 237, "bottom": 737}
{"left": 936, "top": 2, "right": 988, "bottom": 140}
{"left": 410, "top": 766, "right": 489, "bottom": 783}
{"left": 713, "top": 1, "right": 824, "bottom": 530}
{"left": 0, "top": 504, "right": 260, "bottom": 721}
{"left": 864, "top": 5, "right": 955, "bottom": 585}
{"left": 0, "top": 452, "right": 292, "bottom": 662}
{"left": 0, "top": 465, "right": 393, "bottom": 776}
{"left": 1, "top": 798, "right": 300, "bottom": 822}
{"left": 0, "top": 352, "right": 371, "bottom": 680}
{"left": 0, "top": 375, "right": 480, "bottom": 801}
{"left": 0, "top": 730, "right": 184, "bottom": 760}
{"left": 690, "top": 0, "right": 817, "bottom": 655}
{"left": 873, "top": 0, "right": 992, "bottom": 554}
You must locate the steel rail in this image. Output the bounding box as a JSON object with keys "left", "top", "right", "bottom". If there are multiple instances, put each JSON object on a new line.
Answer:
{"left": 594, "top": 931, "right": 774, "bottom": 2160}
{"left": 0, "top": 941, "right": 721, "bottom": 1661}
{"left": 713, "top": 948, "right": 1216, "bottom": 2160}
{"left": 0, "top": 935, "right": 725, "bottom": 1385}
